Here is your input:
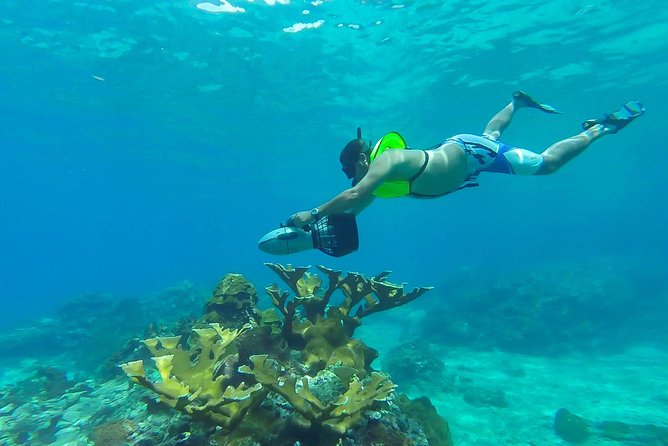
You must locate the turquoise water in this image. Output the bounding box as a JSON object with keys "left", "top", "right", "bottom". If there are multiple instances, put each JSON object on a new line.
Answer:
{"left": 1, "top": 1, "right": 667, "bottom": 444}
{"left": 2, "top": 0, "right": 665, "bottom": 322}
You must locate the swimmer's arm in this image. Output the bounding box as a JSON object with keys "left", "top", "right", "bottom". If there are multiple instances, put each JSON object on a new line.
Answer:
{"left": 286, "top": 155, "right": 390, "bottom": 226}
{"left": 350, "top": 194, "right": 375, "bottom": 215}
{"left": 316, "top": 155, "right": 390, "bottom": 216}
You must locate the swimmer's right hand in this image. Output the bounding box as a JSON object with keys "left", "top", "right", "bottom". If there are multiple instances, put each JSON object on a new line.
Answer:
{"left": 285, "top": 210, "right": 312, "bottom": 228}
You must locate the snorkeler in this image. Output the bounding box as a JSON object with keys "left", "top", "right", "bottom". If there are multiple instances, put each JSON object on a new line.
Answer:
{"left": 285, "top": 92, "right": 645, "bottom": 228}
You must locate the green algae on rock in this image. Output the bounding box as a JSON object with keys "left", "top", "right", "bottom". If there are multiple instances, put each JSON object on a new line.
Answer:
{"left": 554, "top": 408, "right": 591, "bottom": 443}
{"left": 395, "top": 395, "right": 454, "bottom": 446}
{"left": 555, "top": 408, "right": 668, "bottom": 446}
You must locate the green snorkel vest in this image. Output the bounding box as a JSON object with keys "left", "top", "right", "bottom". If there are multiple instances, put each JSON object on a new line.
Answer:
{"left": 370, "top": 132, "right": 410, "bottom": 198}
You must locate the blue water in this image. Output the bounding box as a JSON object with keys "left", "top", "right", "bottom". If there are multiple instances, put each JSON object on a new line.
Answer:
{"left": 2, "top": 3, "right": 668, "bottom": 446}
{"left": 1, "top": 0, "right": 666, "bottom": 326}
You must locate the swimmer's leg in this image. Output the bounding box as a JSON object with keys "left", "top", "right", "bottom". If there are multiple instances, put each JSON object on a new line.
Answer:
{"left": 537, "top": 101, "right": 645, "bottom": 174}
{"left": 483, "top": 91, "right": 560, "bottom": 141}
{"left": 536, "top": 131, "right": 599, "bottom": 175}
{"left": 582, "top": 100, "right": 645, "bottom": 134}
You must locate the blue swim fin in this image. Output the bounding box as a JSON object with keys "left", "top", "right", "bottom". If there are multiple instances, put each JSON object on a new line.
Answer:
{"left": 513, "top": 91, "right": 562, "bottom": 114}
{"left": 582, "top": 100, "right": 645, "bottom": 134}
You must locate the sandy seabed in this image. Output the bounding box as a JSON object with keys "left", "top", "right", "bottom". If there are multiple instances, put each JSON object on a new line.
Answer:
{"left": 403, "top": 346, "right": 667, "bottom": 446}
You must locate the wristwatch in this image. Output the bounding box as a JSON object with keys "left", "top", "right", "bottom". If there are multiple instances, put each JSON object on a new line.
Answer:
{"left": 310, "top": 208, "right": 320, "bottom": 222}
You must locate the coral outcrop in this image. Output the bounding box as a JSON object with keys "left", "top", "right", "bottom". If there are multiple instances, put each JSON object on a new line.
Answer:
{"left": 121, "top": 323, "right": 265, "bottom": 429}
{"left": 88, "top": 419, "right": 137, "bottom": 446}
{"left": 265, "top": 263, "right": 431, "bottom": 371}
{"left": 120, "top": 263, "right": 440, "bottom": 446}
{"left": 239, "top": 354, "right": 396, "bottom": 435}
{"left": 202, "top": 273, "right": 262, "bottom": 328}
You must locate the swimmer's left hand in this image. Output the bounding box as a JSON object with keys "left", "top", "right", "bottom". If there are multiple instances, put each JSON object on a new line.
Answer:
{"left": 286, "top": 211, "right": 313, "bottom": 228}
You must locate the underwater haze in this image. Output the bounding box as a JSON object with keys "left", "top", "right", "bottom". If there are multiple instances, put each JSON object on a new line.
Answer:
{"left": 1, "top": 0, "right": 667, "bottom": 320}
{"left": 1, "top": 0, "right": 668, "bottom": 445}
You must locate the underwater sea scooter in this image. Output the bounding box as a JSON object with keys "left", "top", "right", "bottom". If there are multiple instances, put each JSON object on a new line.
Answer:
{"left": 258, "top": 213, "right": 359, "bottom": 257}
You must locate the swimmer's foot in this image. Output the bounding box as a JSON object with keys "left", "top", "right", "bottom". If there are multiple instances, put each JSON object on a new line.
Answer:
{"left": 582, "top": 100, "right": 645, "bottom": 134}
{"left": 512, "top": 90, "right": 562, "bottom": 114}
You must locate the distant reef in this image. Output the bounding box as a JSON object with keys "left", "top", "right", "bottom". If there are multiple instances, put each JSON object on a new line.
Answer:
{"left": 420, "top": 257, "right": 668, "bottom": 355}
{"left": 0, "top": 281, "right": 205, "bottom": 374}
{"left": 0, "top": 263, "right": 453, "bottom": 446}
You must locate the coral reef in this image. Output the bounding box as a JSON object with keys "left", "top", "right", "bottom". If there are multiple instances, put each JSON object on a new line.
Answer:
{"left": 120, "top": 263, "right": 439, "bottom": 446}
{"left": 239, "top": 354, "right": 395, "bottom": 435}
{"left": 0, "top": 366, "right": 211, "bottom": 446}
{"left": 89, "top": 419, "right": 138, "bottom": 446}
{"left": 0, "top": 366, "right": 94, "bottom": 445}
{"left": 264, "top": 264, "right": 431, "bottom": 371}
{"left": 122, "top": 322, "right": 266, "bottom": 429}
{"left": 202, "top": 273, "right": 262, "bottom": 328}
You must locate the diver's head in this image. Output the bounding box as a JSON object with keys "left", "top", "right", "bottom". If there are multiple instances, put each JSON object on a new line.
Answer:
{"left": 340, "top": 138, "right": 370, "bottom": 186}
{"left": 340, "top": 128, "right": 371, "bottom": 186}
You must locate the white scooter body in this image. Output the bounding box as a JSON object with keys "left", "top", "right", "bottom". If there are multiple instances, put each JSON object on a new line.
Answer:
{"left": 258, "top": 226, "right": 314, "bottom": 255}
